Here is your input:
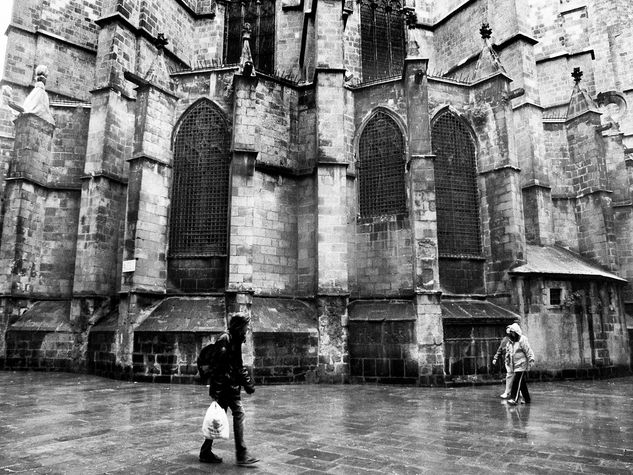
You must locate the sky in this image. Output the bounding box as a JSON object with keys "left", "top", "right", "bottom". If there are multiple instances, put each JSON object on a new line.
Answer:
{"left": 0, "top": 0, "right": 12, "bottom": 80}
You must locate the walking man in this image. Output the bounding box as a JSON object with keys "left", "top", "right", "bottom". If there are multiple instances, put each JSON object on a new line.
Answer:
{"left": 199, "top": 314, "right": 259, "bottom": 466}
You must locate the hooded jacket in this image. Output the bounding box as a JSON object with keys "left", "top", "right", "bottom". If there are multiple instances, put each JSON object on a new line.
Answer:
{"left": 505, "top": 323, "right": 535, "bottom": 372}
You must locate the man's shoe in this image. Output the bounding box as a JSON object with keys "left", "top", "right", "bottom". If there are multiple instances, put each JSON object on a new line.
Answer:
{"left": 200, "top": 452, "right": 223, "bottom": 463}
{"left": 506, "top": 399, "right": 518, "bottom": 405}
{"left": 236, "top": 454, "right": 259, "bottom": 466}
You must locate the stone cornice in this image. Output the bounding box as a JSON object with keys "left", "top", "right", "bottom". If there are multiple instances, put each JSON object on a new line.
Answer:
{"left": 128, "top": 153, "right": 172, "bottom": 168}
{"left": 7, "top": 24, "right": 97, "bottom": 54}
{"left": 5, "top": 175, "right": 82, "bottom": 191}
{"left": 94, "top": 13, "right": 190, "bottom": 69}
{"left": 480, "top": 164, "right": 521, "bottom": 176}
{"left": 81, "top": 170, "right": 128, "bottom": 185}
{"left": 124, "top": 71, "right": 180, "bottom": 99}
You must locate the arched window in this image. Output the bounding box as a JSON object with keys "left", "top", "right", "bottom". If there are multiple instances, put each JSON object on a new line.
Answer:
{"left": 224, "top": 0, "right": 275, "bottom": 74}
{"left": 359, "top": 0, "right": 405, "bottom": 82}
{"left": 358, "top": 110, "right": 406, "bottom": 217}
{"left": 431, "top": 111, "right": 481, "bottom": 257}
{"left": 169, "top": 101, "right": 231, "bottom": 257}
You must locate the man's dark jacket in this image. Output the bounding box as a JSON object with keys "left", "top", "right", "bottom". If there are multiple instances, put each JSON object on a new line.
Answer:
{"left": 205, "top": 332, "right": 254, "bottom": 398}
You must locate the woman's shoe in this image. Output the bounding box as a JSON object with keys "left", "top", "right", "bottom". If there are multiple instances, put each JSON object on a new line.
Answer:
{"left": 499, "top": 393, "right": 509, "bottom": 399}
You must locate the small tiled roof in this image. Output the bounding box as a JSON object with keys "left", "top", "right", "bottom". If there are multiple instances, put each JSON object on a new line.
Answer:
{"left": 509, "top": 245, "right": 626, "bottom": 282}
{"left": 348, "top": 300, "right": 416, "bottom": 321}
{"left": 441, "top": 300, "right": 519, "bottom": 322}
{"left": 9, "top": 301, "right": 72, "bottom": 331}
{"left": 136, "top": 297, "right": 226, "bottom": 332}
{"left": 251, "top": 298, "right": 316, "bottom": 333}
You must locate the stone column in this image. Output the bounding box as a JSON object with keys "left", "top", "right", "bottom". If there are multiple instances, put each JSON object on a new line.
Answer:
{"left": 470, "top": 73, "right": 526, "bottom": 293}
{"left": 0, "top": 113, "right": 55, "bottom": 361}
{"left": 403, "top": 55, "right": 444, "bottom": 383}
{"left": 489, "top": 3, "right": 553, "bottom": 247}
{"left": 121, "top": 76, "right": 177, "bottom": 294}
{"left": 227, "top": 30, "right": 261, "bottom": 363}
{"left": 72, "top": 12, "right": 139, "bottom": 373}
{"left": 313, "top": 0, "right": 349, "bottom": 382}
{"left": 228, "top": 73, "right": 258, "bottom": 297}
{"left": 566, "top": 75, "right": 617, "bottom": 271}
{"left": 114, "top": 47, "right": 179, "bottom": 370}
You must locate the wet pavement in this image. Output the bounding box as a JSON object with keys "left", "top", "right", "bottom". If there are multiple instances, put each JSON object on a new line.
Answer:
{"left": 1, "top": 372, "right": 632, "bottom": 474}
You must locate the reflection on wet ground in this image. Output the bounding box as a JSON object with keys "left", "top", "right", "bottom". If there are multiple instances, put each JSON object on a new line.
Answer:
{"left": 1, "top": 371, "right": 632, "bottom": 474}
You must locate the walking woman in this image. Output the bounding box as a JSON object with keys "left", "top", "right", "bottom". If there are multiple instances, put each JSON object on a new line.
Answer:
{"left": 505, "top": 323, "right": 535, "bottom": 405}
{"left": 492, "top": 325, "right": 514, "bottom": 399}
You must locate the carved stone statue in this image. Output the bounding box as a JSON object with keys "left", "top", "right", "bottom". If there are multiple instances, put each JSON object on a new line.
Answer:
{"left": 22, "top": 65, "right": 55, "bottom": 125}
{"left": 1, "top": 85, "right": 23, "bottom": 113}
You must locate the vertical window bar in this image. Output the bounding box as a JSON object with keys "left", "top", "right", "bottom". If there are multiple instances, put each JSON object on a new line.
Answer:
{"left": 256, "top": 0, "right": 261, "bottom": 63}
{"left": 371, "top": 2, "right": 378, "bottom": 80}
{"left": 385, "top": 2, "right": 393, "bottom": 75}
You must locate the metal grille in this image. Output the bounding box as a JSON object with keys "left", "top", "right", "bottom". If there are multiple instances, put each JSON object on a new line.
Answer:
{"left": 225, "top": 0, "right": 275, "bottom": 74}
{"left": 169, "top": 101, "right": 230, "bottom": 257}
{"left": 432, "top": 112, "right": 481, "bottom": 256}
{"left": 358, "top": 111, "right": 406, "bottom": 217}
{"left": 360, "top": 0, "right": 405, "bottom": 82}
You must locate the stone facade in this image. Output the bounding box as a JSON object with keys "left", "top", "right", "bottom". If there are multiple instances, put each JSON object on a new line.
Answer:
{"left": 0, "top": 0, "right": 631, "bottom": 385}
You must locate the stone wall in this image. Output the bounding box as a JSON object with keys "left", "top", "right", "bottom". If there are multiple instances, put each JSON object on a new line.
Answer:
{"left": 522, "top": 278, "right": 630, "bottom": 370}
{"left": 297, "top": 175, "right": 316, "bottom": 296}
{"left": 131, "top": 331, "right": 202, "bottom": 384}
{"left": 349, "top": 320, "right": 418, "bottom": 384}
{"left": 253, "top": 332, "right": 318, "bottom": 384}
{"left": 87, "top": 330, "right": 117, "bottom": 377}
{"left": 251, "top": 172, "right": 298, "bottom": 295}
{"left": 353, "top": 216, "right": 413, "bottom": 298}
{"left": 5, "top": 330, "right": 75, "bottom": 372}
{"left": 5, "top": 0, "right": 100, "bottom": 101}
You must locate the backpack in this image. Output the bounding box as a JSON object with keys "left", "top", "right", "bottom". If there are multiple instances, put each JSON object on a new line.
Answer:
{"left": 196, "top": 334, "right": 229, "bottom": 383}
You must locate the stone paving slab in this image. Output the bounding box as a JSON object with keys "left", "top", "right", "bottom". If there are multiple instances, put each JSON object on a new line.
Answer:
{"left": 1, "top": 371, "right": 632, "bottom": 474}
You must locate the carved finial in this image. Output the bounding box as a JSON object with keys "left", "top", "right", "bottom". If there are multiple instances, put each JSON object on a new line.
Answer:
{"left": 35, "top": 65, "right": 49, "bottom": 85}
{"left": 141, "top": 34, "right": 175, "bottom": 91}
{"left": 403, "top": 6, "right": 417, "bottom": 27}
{"left": 242, "top": 22, "right": 252, "bottom": 40}
{"left": 480, "top": 23, "right": 492, "bottom": 40}
{"left": 239, "top": 23, "right": 255, "bottom": 77}
{"left": 154, "top": 33, "right": 169, "bottom": 51}
{"left": 572, "top": 67, "right": 583, "bottom": 84}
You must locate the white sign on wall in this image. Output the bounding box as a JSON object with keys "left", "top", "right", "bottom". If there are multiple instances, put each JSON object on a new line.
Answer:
{"left": 122, "top": 260, "right": 136, "bottom": 273}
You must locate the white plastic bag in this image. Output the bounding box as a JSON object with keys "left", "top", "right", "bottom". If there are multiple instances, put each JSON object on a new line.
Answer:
{"left": 201, "top": 401, "right": 229, "bottom": 440}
